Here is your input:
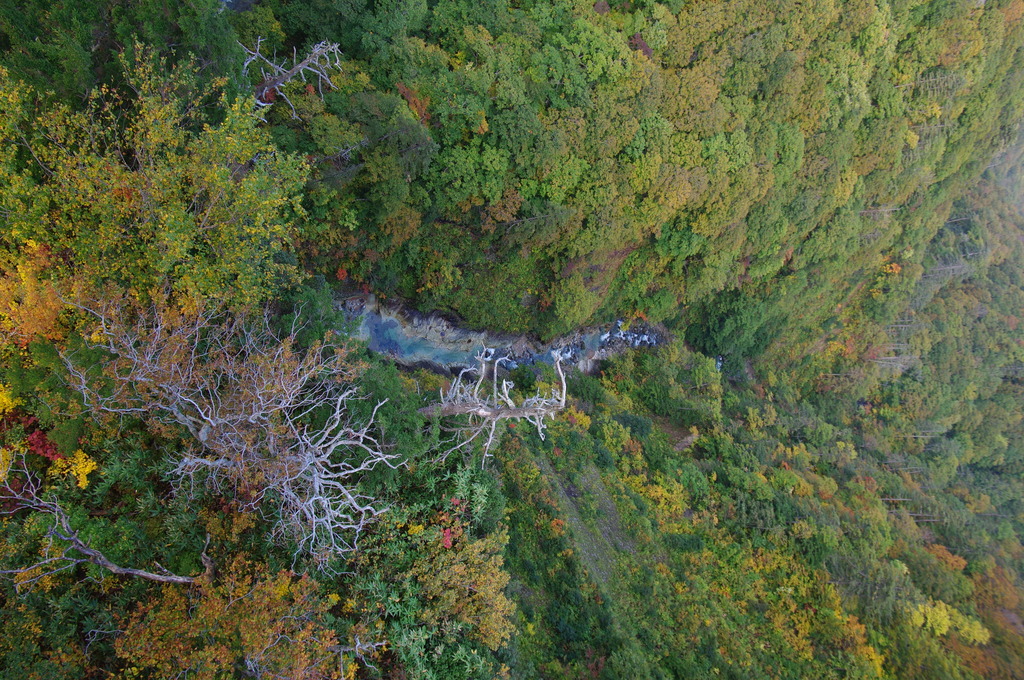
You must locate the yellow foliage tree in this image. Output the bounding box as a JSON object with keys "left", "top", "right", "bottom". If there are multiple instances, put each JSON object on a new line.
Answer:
{"left": 48, "top": 450, "right": 98, "bottom": 489}
{"left": 910, "top": 599, "right": 991, "bottom": 645}
{"left": 0, "top": 49, "right": 307, "bottom": 309}
{"left": 0, "top": 383, "right": 21, "bottom": 415}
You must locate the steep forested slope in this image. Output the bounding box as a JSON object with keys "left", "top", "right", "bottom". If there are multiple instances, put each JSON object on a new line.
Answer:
{"left": 8, "top": 0, "right": 1022, "bottom": 338}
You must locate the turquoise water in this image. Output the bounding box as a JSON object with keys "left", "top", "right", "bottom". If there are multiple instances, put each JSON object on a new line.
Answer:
{"left": 360, "top": 314, "right": 480, "bottom": 366}
{"left": 355, "top": 305, "right": 661, "bottom": 371}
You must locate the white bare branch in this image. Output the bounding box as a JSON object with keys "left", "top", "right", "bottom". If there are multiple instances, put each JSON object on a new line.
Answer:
{"left": 0, "top": 453, "right": 202, "bottom": 589}
{"left": 241, "top": 38, "right": 344, "bottom": 119}
{"left": 421, "top": 348, "right": 569, "bottom": 463}
{"left": 60, "top": 295, "right": 399, "bottom": 570}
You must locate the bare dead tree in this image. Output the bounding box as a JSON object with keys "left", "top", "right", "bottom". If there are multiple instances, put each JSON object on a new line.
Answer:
{"left": 895, "top": 421, "right": 948, "bottom": 440}
{"left": 871, "top": 355, "right": 920, "bottom": 373}
{"left": 0, "top": 453, "right": 205, "bottom": 590}
{"left": 944, "top": 212, "right": 976, "bottom": 226}
{"left": 860, "top": 205, "right": 902, "bottom": 221}
{"left": 886, "top": 318, "right": 924, "bottom": 335}
{"left": 420, "top": 348, "right": 568, "bottom": 463}
{"left": 1003, "top": 361, "right": 1024, "bottom": 378}
{"left": 905, "top": 72, "right": 966, "bottom": 98}
{"left": 922, "top": 260, "right": 972, "bottom": 280}
{"left": 60, "top": 295, "right": 399, "bottom": 570}
{"left": 241, "top": 38, "right": 344, "bottom": 119}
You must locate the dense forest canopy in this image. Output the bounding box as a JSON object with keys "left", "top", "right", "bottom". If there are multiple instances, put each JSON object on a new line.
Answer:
{"left": 0, "top": 0, "right": 1022, "bottom": 678}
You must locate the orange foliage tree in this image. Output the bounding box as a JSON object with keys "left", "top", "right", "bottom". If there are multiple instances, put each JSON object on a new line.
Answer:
{"left": 116, "top": 556, "right": 338, "bottom": 679}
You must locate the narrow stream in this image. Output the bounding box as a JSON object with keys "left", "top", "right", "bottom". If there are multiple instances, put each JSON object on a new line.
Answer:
{"left": 345, "top": 295, "right": 664, "bottom": 373}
